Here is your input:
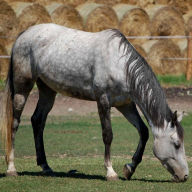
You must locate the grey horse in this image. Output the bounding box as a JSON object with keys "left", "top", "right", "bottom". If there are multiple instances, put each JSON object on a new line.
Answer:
{"left": 0, "top": 24, "right": 189, "bottom": 182}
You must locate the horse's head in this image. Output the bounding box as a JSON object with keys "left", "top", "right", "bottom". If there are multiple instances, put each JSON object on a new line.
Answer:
{"left": 152, "top": 111, "right": 189, "bottom": 182}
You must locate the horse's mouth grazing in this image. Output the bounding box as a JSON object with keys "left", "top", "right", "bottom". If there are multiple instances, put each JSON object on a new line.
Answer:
{"left": 172, "top": 175, "right": 180, "bottom": 182}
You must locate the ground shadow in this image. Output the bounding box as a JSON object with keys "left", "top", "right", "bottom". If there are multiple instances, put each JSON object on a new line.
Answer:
{"left": 18, "top": 171, "right": 106, "bottom": 181}
{"left": 129, "top": 178, "right": 172, "bottom": 183}
{"left": 8, "top": 172, "right": 171, "bottom": 183}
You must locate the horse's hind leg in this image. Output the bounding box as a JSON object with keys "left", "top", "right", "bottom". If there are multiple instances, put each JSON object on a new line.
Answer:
{"left": 31, "top": 78, "right": 56, "bottom": 176}
{"left": 97, "top": 94, "right": 119, "bottom": 181}
{"left": 116, "top": 102, "right": 149, "bottom": 180}
{"left": 6, "top": 80, "right": 35, "bottom": 176}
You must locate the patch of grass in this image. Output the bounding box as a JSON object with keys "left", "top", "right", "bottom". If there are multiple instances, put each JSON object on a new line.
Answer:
{"left": 157, "top": 74, "right": 192, "bottom": 87}
{"left": 0, "top": 157, "right": 191, "bottom": 191}
{"left": 0, "top": 114, "right": 191, "bottom": 191}
{"left": 0, "top": 79, "right": 5, "bottom": 91}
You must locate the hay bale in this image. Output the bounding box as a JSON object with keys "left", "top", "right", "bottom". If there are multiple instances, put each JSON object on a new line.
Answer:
{"left": 142, "top": 40, "right": 159, "bottom": 54}
{"left": 87, "top": 0, "right": 154, "bottom": 7}
{"left": 0, "top": 1, "right": 19, "bottom": 46}
{"left": 145, "top": 5, "right": 186, "bottom": 42}
{"left": 176, "top": 38, "right": 188, "bottom": 68}
{"left": 169, "top": 0, "right": 191, "bottom": 15}
{"left": 183, "top": 10, "right": 192, "bottom": 24}
{"left": 136, "top": 0, "right": 155, "bottom": 8}
{"left": 4, "top": 0, "right": 33, "bottom": 3}
{"left": 86, "top": 0, "right": 136, "bottom": 7}
{"left": 46, "top": 3, "right": 84, "bottom": 31}
{"left": 0, "top": 44, "right": 9, "bottom": 80}
{"left": 33, "top": 0, "right": 87, "bottom": 7}
{"left": 113, "top": 4, "right": 151, "bottom": 44}
{"left": 142, "top": 39, "right": 186, "bottom": 75}
{"left": 155, "top": 0, "right": 171, "bottom": 4}
{"left": 132, "top": 44, "right": 147, "bottom": 58}
{"left": 76, "top": 3, "right": 119, "bottom": 32}
{"left": 9, "top": 2, "right": 51, "bottom": 32}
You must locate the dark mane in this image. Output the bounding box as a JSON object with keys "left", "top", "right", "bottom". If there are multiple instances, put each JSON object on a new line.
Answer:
{"left": 108, "top": 29, "right": 174, "bottom": 127}
{"left": 108, "top": 29, "right": 184, "bottom": 140}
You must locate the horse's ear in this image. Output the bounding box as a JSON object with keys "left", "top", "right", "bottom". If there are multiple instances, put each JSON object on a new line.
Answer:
{"left": 177, "top": 111, "right": 184, "bottom": 123}
{"left": 172, "top": 111, "right": 177, "bottom": 125}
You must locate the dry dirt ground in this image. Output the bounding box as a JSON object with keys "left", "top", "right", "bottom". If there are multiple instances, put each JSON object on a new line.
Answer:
{"left": 14, "top": 87, "right": 192, "bottom": 117}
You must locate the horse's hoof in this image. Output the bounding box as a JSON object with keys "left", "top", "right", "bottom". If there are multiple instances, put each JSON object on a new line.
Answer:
{"left": 41, "top": 169, "right": 55, "bottom": 177}
{"left": 106, "top": 175, "right": 119, "bottom": 181}
{"left": 6, "top": 171, "right": 18, "bottom": 177}
{"left": 123, "top": 164, "right": 134, "bottom": 180}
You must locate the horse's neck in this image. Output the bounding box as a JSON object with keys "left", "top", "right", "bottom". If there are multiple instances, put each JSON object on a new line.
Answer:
{"left": 135, "top": 99, "right": 166, "bottom": 137}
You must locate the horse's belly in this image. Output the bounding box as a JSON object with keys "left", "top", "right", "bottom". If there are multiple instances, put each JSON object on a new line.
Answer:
{"left": 40, "top": 72, "right": 95, "bottom": 101}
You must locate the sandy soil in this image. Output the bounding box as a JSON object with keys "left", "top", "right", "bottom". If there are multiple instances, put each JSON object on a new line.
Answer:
{"left": 16, "top": 87, "right": 192, "bottom": 117}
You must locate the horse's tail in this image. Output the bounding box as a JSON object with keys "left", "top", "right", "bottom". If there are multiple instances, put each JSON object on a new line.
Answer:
{"left": 0, "top": 50, "right": 14, "bottom": 162}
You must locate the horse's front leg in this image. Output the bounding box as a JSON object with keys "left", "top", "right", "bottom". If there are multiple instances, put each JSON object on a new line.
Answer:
{"left": 116, "top": 102, "right": 149, "bottom": 180}
{"left": 97, "top": 94, "right": 119, "bottom": 181}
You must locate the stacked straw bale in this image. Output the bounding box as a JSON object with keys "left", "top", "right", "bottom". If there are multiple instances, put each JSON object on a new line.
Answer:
{"left": 183, "top": 10, "right": 192, "bottom": 33}
{"left": 9, "top": 2, "right": 51, "bottom": 33}
{"left": 169, "top": 0, "right": 191, "bottom": 15}
{"left": 155, "top": 0, "right": 171, "bottom": 4}
{"left": 87, "top": 0, "right": 154, "bottom": 7}
{"left": 132, "top": 44, "right": 147, "bottom": 58}
{"left": 4, "top": 0, "right": 33, "bottom": 2}
{"left": 183, "top": 10, "right": 192, "bottom": 24}
{"left": 0, "top": 44, "right": 9, "bottom": 80}
{"left": 142, "top": 40, "right": 186, "bottom": 75}
{"left": 113, "top": 4, "right": 151, "bottom": 44}
{"left": 76, "top": 3, "right": 119, "bottom": 32}
{"left": 32, "top": 0, "right": 87, "bottom": 7}
{"left": 176, "top": 39, "right": 188, "bottom": 68}
{"left": 0, "top": 1, "right": 19, "bottom": 46}
{"left": 155, "top": 0, "right": 191, "bottom": 14}
{"left": 145, "top": 5, "right": 186, "bottom": 42}
{"left": 46, "top": 3, "right": 84, "bottom": 31}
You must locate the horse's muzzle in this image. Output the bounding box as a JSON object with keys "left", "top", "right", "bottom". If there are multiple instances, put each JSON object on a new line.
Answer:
{"left": 172, "top": 174, "right": 189, "bottom": 182}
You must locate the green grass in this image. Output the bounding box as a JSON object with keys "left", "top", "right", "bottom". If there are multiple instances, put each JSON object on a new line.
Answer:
{"left": 0, "top": 114, "right": 192, "bottom": 191}
{"left": 0, "top": 79, "right": 5, "bottom": 91}
{"left": 157, "top": 74, "right": 192, "bottom": 87}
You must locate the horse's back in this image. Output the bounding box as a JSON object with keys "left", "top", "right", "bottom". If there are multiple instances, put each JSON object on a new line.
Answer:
{"left": 12, "top": 24, "right": 127, "bottom": 101}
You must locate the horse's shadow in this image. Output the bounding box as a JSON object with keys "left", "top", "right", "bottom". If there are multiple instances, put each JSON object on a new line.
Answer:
{"left": 0, "top": 171, "right": 172, "bottom": 183}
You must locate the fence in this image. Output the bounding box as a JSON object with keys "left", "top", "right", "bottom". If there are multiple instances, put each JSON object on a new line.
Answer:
{"left": 1, "top": 34, "right": 192, "bottom": 80}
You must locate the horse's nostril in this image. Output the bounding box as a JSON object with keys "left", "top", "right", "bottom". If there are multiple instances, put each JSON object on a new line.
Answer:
{"left": 184, "top": 175, "right": 189, "bottom": 181}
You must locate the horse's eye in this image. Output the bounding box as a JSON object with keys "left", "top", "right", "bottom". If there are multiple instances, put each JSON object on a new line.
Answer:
{"left": 174, "top": 141, "right": 181, "bottom": 149}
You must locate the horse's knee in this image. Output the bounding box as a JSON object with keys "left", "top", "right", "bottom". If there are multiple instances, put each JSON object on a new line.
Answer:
{"left": 102, "top": 129, "right": 113, "bottom": 145}
{"left": 140, "top": 127, "right": 149, "bottom": 142}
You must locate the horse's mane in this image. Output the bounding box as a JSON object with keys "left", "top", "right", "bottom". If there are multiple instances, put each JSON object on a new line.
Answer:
{"left": 108, "top": 29, "right": 174, "bottom": 128}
